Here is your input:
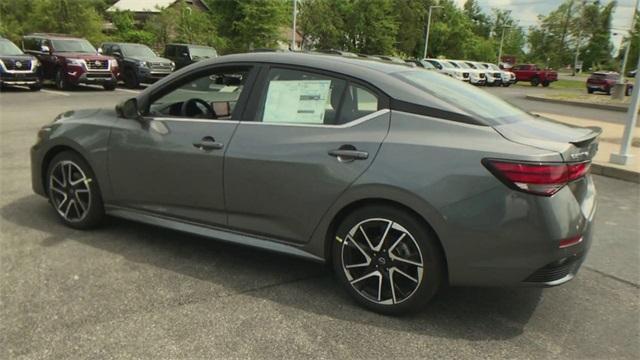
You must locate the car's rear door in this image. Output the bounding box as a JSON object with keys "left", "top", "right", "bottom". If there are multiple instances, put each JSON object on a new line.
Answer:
{"left": 107, "top": 64, "right": 258, "bottom": 226}
{"left": 224, "top": 66, "right": 390, "bottom": 243}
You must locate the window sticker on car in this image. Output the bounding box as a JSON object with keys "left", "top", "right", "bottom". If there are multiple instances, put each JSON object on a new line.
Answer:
{"left": 263, "top": 80, "right": 331, "bottom": 124}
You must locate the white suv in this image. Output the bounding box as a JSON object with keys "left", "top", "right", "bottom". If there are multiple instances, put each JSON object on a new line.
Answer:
{"left": 448, "top": 60, "right": 486, "bottom": 86}
{"left": 465, "top": 61, "right": 499, "bottom": 86}
{"left": 424, "top": 58, "right": 469, "bottom": 82}
{"left": 480, "top": 62, "right": 516, "bottom": 87}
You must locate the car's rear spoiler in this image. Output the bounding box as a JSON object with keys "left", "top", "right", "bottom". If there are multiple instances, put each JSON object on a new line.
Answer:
{"left": 570, "top": 126, "right": 602, "bottom": 148}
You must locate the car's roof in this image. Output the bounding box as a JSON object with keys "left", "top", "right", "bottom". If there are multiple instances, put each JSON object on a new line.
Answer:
{"left": 102, "top": 42, "right": 149, "bottom": 46}
{"left": 25, "top": 33, "right": 80, "bottom": 40}
{"left": 167, "top": 43, "right": 214, "bottom": 48}
{"left": 166, "top": 52, "right": 464, "bottom": 116}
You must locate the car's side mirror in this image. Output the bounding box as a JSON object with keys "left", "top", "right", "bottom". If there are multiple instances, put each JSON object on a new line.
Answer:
{"left": 97, "top": 48, "right": 103, "bottom": 54}
{"left": 181, "top": 52, "right": 190, "bottom": 58}
{"left": 116, "top": 98, "right": 142, "bottom": 120}
{"left": 112, "top": 51, "right": 122, "bottom": 58}
{"left": 40, "top": 45, "right": 50, "bottom": 54}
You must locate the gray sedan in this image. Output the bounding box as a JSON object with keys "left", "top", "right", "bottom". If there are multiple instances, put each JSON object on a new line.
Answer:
{"left": 31, "top": 52, "right": 599, "bottom": 314}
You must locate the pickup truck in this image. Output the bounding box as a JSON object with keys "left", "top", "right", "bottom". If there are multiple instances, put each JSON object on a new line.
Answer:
{"left": 510, "top": 64, "right": 558, "bottom": 87}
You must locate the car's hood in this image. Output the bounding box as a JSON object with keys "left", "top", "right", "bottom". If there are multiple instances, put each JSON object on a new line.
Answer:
{"left": 128, "top": 56, "right": 172, "bottom": 63}
{"left": 493, "top": 116, "right": 601, "bottom": 161}
{"left": 0, "top": 54, "right": 35, "bottom": 62}
{"left": 53, "top": 52, "right": 113, "bottom": 61}
{"left": 54, "top": 108, "right": 116, "bottom": 123}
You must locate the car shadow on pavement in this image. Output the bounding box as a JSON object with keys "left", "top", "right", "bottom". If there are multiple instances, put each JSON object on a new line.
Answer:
{"left": 1, "top": 195, "right": 542, "bottom": 341}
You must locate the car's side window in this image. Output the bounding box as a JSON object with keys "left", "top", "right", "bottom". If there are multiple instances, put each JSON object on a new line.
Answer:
{"left": 256, "top": 68, "right": 347, "bottom": 125}
{"left": 147, "top": 67, "right": 252, "bottom": 120}
{"left": 337, "top": 84, "right": 379, "bottom": 124}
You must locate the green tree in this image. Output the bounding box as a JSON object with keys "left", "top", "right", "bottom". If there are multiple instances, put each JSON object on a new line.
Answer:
{"left": 206, "top": 0, "right": 288, "bottom": 53}
{"left": 144, "top": 0, "right": 222, "bottom": 51}
{"left": 618, "top": 11, "right": 640, "bottom": 74}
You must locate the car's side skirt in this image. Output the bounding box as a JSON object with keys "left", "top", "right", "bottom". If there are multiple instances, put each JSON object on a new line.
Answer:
{"left": 104, "top": 205, "right": 324, "bottom": 262}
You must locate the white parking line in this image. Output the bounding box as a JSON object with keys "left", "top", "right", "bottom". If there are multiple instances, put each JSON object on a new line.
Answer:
{"left": 41, "top": 89, "right": 70, "bottom": 96}
{"left": 116, "top": 88, "right": 141, "bottom": 94}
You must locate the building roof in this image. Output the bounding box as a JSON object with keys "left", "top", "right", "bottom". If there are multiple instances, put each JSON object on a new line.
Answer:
{"left": 107, "top": 0, "right": 179, "bottom": 13}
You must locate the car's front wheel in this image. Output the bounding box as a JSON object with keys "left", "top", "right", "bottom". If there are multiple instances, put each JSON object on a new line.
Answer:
{"left": 46, "top": 151, "right": 105, "bottom": 229}
{"left": 55, "top": 69, "right": 70, "bottom": 90}
{"left": 530, "top": 77, "right": 540, "bottom": 86}
{"left": 332, "top": 205, "right": 444, "bottom": 315}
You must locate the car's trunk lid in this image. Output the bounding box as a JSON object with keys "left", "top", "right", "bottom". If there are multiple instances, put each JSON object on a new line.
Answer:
{"left": 493, "top": 116, "right": 600, "bottom": 162}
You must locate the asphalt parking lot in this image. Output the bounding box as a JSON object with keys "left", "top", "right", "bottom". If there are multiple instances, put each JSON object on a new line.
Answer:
{"left": 1, "top": 85, "right": 639, "bottom": 359}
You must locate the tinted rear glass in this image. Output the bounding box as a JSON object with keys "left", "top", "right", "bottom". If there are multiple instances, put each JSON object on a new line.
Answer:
{"left": 394, "top": 70, "right": 531, "bottom": 125}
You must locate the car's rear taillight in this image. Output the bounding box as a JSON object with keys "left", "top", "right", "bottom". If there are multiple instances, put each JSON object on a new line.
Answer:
{"left": 483, "top": 159, "right": 591, "bottom": 196}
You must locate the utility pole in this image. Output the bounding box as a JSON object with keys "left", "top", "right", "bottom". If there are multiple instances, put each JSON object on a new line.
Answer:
{"left": 497, "top": 26, "right": 511, "bottom": 65}
{"left": 291, "top": 0, "right": 297, "bottom": 51}
{"left": 560, "top": 0, "right": 575, "bottom": 51}
{"left": 423, "top": 5, "right": 442, "bottom": 59}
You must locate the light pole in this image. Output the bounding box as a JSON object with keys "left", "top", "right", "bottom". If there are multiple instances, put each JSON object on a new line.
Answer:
{"left": 618, "top": 0, "right": 638, "bottom": 85}
{"left": 497, "top": 26, "right": 511, "bottom": 65}
{"left": 291, "top": 0, "right": 298, "bottom": 51}
{"left": 423, "top": 5, "right": 442, "bottom": 59}
{"left": 610, "top": 50, "right": 640, "bottom": 166}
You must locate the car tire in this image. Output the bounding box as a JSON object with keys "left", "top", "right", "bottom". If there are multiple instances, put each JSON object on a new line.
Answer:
{"left": 124, "top": 69, "right": 139, "bottom": 89}
{"left": 103, "top": 83, "right": 116, "bottom": 91}
{"left": 530, "top": 77, "right": 540, "bottom": 86}
{"left": 29, "top": 83, "right": 42, "bottom": 91}
{"left": 331, "top": 205, "right": 444, "bottom": 315}
{"left": 46, "top": 151, "right": 105, "bottom": 229}
{"left": 542, "top": 80, "right": 550, "bottom": 87}
{"left": 55, "top": 68, "right": 69, "bottom": 90}
{"left": 605, "top": 87, "right": 611, "bottom": 95}
{"left": 587, "top": 88, "right": 594, "bottom": 94}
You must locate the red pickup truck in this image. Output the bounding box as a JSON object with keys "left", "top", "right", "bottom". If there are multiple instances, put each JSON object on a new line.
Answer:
{"left": 510, "top": 64, "right": 558, "bottom": 87}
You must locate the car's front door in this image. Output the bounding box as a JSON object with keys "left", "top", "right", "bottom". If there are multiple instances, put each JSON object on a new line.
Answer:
{"left": 107, "top": 65, "right": 257, "bottom": 226}
{"left": 224, "top": 66, "right": 390, "bottom": 243}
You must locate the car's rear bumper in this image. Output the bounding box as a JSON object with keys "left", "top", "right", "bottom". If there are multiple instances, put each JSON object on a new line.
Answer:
{"left": 444, "top": 175, "right": 596, "bottom": 288}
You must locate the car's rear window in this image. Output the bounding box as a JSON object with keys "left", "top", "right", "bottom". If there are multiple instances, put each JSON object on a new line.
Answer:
{"left": 394, "top": 70, "right": 532, "bottom": 125}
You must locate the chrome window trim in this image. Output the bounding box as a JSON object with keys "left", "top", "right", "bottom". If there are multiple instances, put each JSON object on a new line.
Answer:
{"left": 244, "top": 108, "right": 390, "bottom": 128}
{"left": 147, "top": 109, "right": 389, "bottom": 128}
{"left": 149, "top": 117, "right": 240, "bottom": 124}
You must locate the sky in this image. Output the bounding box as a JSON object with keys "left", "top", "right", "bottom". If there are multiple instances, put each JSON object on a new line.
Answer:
{"left": 453, "top": 0, "right": 637, "bottom": 53}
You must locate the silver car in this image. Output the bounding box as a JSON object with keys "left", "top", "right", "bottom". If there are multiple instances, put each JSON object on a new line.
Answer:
{"left": 31, "top": 53, "right": 599, "bottom": 314}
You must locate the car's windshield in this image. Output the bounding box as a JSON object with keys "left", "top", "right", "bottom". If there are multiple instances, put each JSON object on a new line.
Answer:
{"left": 0, "top": 39, "right": 24, "bottom": 56}
{"left": 430, "top": 60, "right": 452, "bottom": 69}
{"left": 465, "top": 62, "right": 479, "bottom": 69}
{"left": 485, "top": 63, "right": 501, "bottom": 71}
{"left": 447, "top": 61, "right": 460, "bottom": 68}
{"left": 419, "top": 60, "right": 435, "bottom": 69}
{"left": 394, "top": 70, "right": 530, "bottom": 125}
{"left": 189, "top": 46, "right": 217, "bottom": 58}
{"left": 51, "top": 39, "right": 96, "bottom": 53}
{"left": 453, "top": 61, "right": 470, "bottom": 69}
{"left": 121, "top": 44, "right": 155, "bottom": 57}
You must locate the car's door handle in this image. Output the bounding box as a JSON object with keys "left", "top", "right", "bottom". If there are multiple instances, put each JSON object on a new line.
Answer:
{"left": 193, "top": 136, "right": 224, "bottom": 151}
{"left": 328, "top": 148, "right": 369, "bottom": 161}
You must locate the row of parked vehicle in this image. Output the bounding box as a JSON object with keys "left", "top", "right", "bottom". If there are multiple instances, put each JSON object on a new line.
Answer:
{"left": 317, "top": 50, "right": 519, "bottom": 87}
{"left": 0, "top": 34, "right": 218, "bottom": 91}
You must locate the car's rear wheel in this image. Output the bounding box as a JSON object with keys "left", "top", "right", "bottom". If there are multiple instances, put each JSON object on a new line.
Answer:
{"left": 46, "top": 151, "right": 104, "bottom": 229}
{"left": 332, "top": 205, "right": 444, "bottom": 315}
{"left": 103, "top": 82, "right": 116, "bottom": 91}
{"left": 123, "top": 69, "right": 139, "bottom": 89}
{"left": 587, "top": 88, "right": 594, "bottom": 94}
{"left": 542, "top": 80, "right": 550, "bottom": 87}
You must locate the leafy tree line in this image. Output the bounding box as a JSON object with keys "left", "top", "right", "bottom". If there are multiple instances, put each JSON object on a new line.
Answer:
{"left": 0, "top": 0, "right": 628, "bottom": 70}
{"left": 0, "top": 0, "right": 289, "bottom": 53}
{"left": 527, "top": 0, "right": 618, "bottom": 71}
